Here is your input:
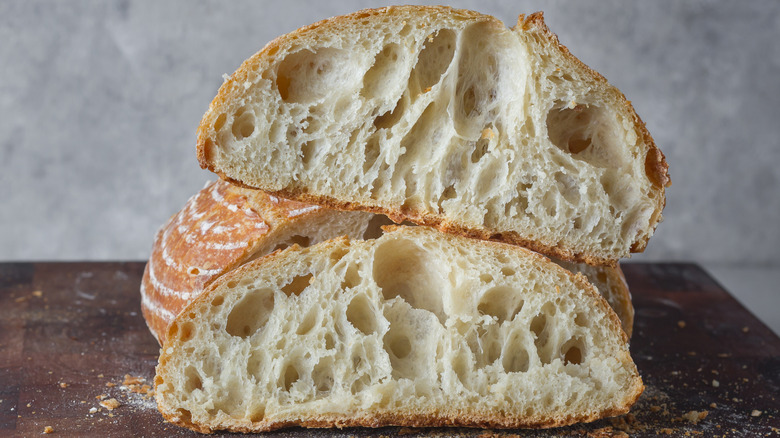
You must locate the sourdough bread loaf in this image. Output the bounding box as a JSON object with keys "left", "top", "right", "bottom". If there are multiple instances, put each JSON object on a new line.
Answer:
{"left": 196, "top": 6, "right": 669, "bottom": 266}
{"left": 140, "top": 180, "right": 375, "bottom": 344}
{"left": 142, "top": 180, "right": 634, "bottom": 343}
{"left": 154, "top": 226, "right": 643, "bottom": 433}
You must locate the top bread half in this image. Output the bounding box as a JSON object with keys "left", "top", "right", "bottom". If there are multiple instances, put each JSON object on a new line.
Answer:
{"left": 196, "top": 6, "right": 669, "bottom": 266}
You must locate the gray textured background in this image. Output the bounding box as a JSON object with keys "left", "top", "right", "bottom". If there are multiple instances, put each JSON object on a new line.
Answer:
{"left": 2, "top": 1, "right": 779, "bottom": 329}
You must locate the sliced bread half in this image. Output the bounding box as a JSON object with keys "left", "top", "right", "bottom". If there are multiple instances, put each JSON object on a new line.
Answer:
{"left": 196, "top": 6, "right": 669, "bottom": 266}
{"left": 154, "top": 226, "right": 643, "bottom": 432}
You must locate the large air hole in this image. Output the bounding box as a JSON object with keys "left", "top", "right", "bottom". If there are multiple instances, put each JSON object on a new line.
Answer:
{"left": 281, "top": 363, "right": 299, "bottom": 391}
{"left": 346, "top": 294, "right": 377, "bottom": 335}
{"left": 184, "top": 366, "right": 202, "bottom": 392}
{"left": 562, "top": 338, "right": 586, "bottom": 365}
{"left": 301, "top": 139, "right": 323, "bottom": 167}
{"left": 276, "top": 48, "right": 359, "bottom": 103}
{"left": 555, "top": 171, "right": 581, "bottom": 205}
{"left": 407, "top": 29, "right": 456, "bottom": 96}
{"left": 225, "top": 288, "right": 274, "bottom": 338}
{"left": 383, "top": 324, "right": 416, "bottom": 379}
{"left": 546, "top": 103, "right": 624, "bottom": 168}
{"left": 362, "top": 43, "right": 406, "bottom": 100}
{"left": 247, "top": 350, "right": 265, "bottom": 381}
{"left": 341, "top": 263, "right": 361, "bottom": 290}
{"left": 453, "top": 22, "right": 513, "bottom": 137}
{"left": 363, "top": 136, "right": 382, "bottom": 173}
{"left": 373, "top": 94, "right": 408, "bottom": 130}
{"left": 478, "top": 286, "right": 524, "bottom": 323}
{"left": 313, "top": 357, "right": 335, "bottom": 393}
{"left": 372, "top": 238, "right": 446, "bottom": 323}
{"left": 179, "top": 321, "right": 195, "bottom": 342}
{"left": 296, "top": 309, "right": 318, "bottom": 335}
{"left": 531, "top": 303, "right": 556, "bottom": 364}
{"left": 231, "top": 107, "right": 256, "bottom": 140}
{"left": 502, "top": 334, "right": 530, "bottom": 373}
{"left": 281, "top": 273, "right": 313, "bottom": 296}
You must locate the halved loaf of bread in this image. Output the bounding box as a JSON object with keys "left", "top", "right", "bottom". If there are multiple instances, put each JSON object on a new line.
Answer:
{"left": 196, "top": 6, "right": 670, "bottom": 266}
{"left": 155, "top": 226, "right": 643, "bottom": 432}
{"left": 141, "top": 179, "right": 375, "bottom": 344}
{"left": 142, "top": 180, "right": 634, "bottom": 343}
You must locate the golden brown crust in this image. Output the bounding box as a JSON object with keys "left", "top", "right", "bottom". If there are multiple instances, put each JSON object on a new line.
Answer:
{"left": 141, "top": 180, "right": 326, "bottom": 344}
{"left": 608, "top": 264, "right": 635, "bottom": 338}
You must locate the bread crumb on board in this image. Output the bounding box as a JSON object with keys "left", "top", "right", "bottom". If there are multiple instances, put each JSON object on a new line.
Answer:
{"left": 682, "top": 410, "right": 708, "bottom": 425}
{"left": 99, "top": 398, "right": 121, "bottom": 410}
{"left": 43, "top": 426, "right": 54, "bottom": 434}
{"left": 751, "top": 409, "right": 762, "bottom": 417}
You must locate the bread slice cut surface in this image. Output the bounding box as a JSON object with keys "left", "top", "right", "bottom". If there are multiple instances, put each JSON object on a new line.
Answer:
{"left": 155, "top": 226, "right": 643, "bottom": 433}
{"left": 197, "top": 6, "right": 669, "bottom": 266}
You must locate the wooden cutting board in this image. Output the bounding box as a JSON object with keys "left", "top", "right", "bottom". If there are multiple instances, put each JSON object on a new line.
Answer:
{"left": 0, "top": 262, "right": 778, "bottom": 437}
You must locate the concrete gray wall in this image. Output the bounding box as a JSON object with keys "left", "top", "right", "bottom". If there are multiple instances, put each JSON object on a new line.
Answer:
{"left": 2, "top": 0, "right": 780, "bottom": 263}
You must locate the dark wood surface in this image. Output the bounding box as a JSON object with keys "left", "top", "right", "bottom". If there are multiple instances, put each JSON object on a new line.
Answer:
{"left": 0, "top": 262, "right": 778, "bottom": 437}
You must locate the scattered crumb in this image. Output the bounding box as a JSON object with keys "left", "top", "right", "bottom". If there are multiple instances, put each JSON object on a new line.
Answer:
{"left": 59, "top": 382, "right": 68, "bottom": 389}
{"left": 97, "top": 374, "right": 104, "bottom": 378}
{"left": 99, "top": 398, "right": 121, "bottom": 411}
{"left": 123, "top": 375, "right": 144, "bottom": 386}
{"left": 14, "top": 296, "right": 28, "bottom": 303}
{"left": 650, "top": 405, "right": 662, "bottom": 413}
{"left": 712, "top": 380, "right": 720, "bottom": 388}
{"left": 96, "top": 394, "right": 106, "bottom": 400}
{"left": 105, "top": 382, "right": 116, "bottom": 388}
{"left": 32, "top": 290, "right": 42, "bottom": 297}
{"left": 43, "top": 425, "right": 54, "bottom": 434}
{"left": 26, "top": 403, "right": 31, "bottom": 408}
{"left": 678, "top": 320, "right": 686, "bottom": 328}
{"left": 89, "top": 407, "right": 97, "bottom": 414}
{"left": 682, "top": 410, "right": 708, "bottom": 425}
{"left": 710, "top": 402, "right": 717, "bottom": 408}
{"left": 742, "top": 326, "right": 750, "bottom": 333}
{"left": 717, "top": 353, "right": 731, "bottom": 358}
{"left": 688, "top": 351, "right": 697, "bottom": 356}
{"left": 751, "top": 410, "right": 762, "bottom": 417}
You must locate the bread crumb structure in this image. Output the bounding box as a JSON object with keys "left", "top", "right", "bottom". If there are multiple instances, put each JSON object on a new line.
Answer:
{"left": 197, "top": 6, "right": 669, "bottom": 266}
{"left": 155, "top": 226, "right": 642, "bottom": 433}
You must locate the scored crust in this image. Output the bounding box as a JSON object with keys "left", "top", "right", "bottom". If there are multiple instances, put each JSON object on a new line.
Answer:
{"left": 195, "top": 6, "right": 670, "bottom": 267}
{"left": 155, "top": 226, "right": 643, "bottom": 433}
{"left": 140, "top": 179, "right": 373, "bottom": 344}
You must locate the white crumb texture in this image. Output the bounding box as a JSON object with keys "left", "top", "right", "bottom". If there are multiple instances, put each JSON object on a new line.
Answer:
{"left": 201, "top": 7, "right": 665, "bottom": 262}
{"left": 155, "top": 227, "right": 640, "bottom": 431}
